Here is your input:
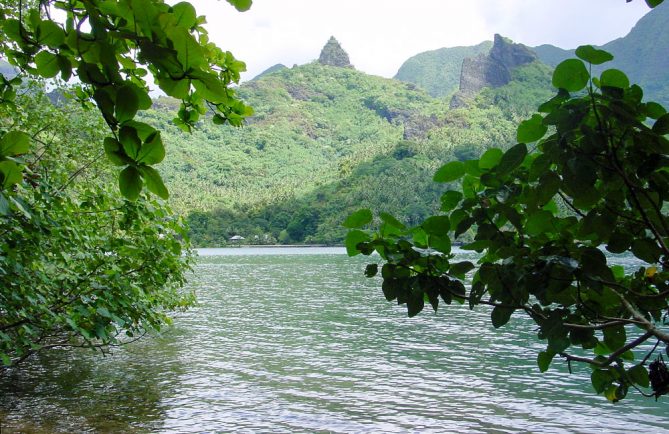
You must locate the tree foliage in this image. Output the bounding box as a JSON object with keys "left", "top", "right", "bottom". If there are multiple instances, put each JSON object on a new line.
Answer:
{"left": 0, "top": 87, "right": 194, "bottom": 366}
{"left": 0, "top": 0, "right": 253, "bottom": 200}
{"left": 348, "top": 41, "right": 669, "bottom": 402}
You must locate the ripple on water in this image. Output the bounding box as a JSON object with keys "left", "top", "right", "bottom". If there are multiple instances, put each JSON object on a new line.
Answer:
{"left": 1, "top": 251, "right": 668, "bottom": 433}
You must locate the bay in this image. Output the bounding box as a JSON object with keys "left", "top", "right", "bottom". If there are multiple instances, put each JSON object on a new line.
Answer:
{"left": 0, "top": 248, "right": 667, "bottom": 433}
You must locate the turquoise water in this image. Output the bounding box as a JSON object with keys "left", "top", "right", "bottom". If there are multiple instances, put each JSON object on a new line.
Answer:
{"left": 0, "top": 248, "right": 667, "bottom": 433}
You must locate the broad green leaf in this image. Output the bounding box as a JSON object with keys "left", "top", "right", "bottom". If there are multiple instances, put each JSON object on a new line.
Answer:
{"left": 136, "top": 132, "right": 165, "bottom": 165}
{"left": 517, "top": 114, "right": 547, "bottom": 143}
{"left": 491, "top": 306, "right": 514, "bottom": 328}
{"left": 603, "top": 325, "right": 626, "bottom": 350}
{"left": 119, "top": 126, "right": 141, "bottom": 161}
{"left": 379, "top": 212, "right": 405, "bottom": 229}
{"left": 0, "top": 160, "right": 23, "bottom": 189}
{"left": 365, "top": 264, "right": 378, "bottom": 278}
{"left": 497, "top": 143, "right": 527, "bottom": 175}
{"left": 139, "top": 166, "right": 169, "bottom": 199}
{"left": 345, "top": 230, "right": 370, "bottom": 256}
{"left": 537, "top": 351, "right": 555, "bottom": 373}
{"left": 645, "top": 0, "right": 663, "bottom": 7}
{"left": 172, "top": 2, "right": 198, "bottom": 28}
{"left": 628, "top": 365, "right": 650, "bottom": 388}
{"left": 158, "top": 76, "right": 191, "bottom": 99}
{"left": 653, "top": 113, "right": 669, "bottom": 135}
{"left": 103, "top": 137, "right": 128, "bottom": 166}
{"left": 0, "top": 193, "right": 9, "bottom": 215}
{"left": 119, "top": 166, "right": 143, "bottom": 201}
{"left": 591, "top": 369, "right": 613, "bottom": 394}
{"left": 631, "top": 238, "right": 662, "bottom": 263}
{"left": 34, "top": 51, "right": 60, "bottom": 78}
{"left": 600, "top": 69, "right": 630, "bottom": 89}
{"left": 441, "top": 190, "right": 463, "bottom": 211}
{"left": 343, "top": 209, "right": 373, "bottom": 228}
{"left": 0, "top": 131, "right": 30, "bottom": 156}
{"left": 407, "top": 289, "right": 425, "bottom": 317}
{"left": 526, "top": 210, "right": 554, "bottom": 236}
{"left": 479, "top": 148, "right": 503, "bottom": 170}
{"left": 552, "top": 59, "right": 589, "bottom": 92}
{"left": 644, "top": 102, "right": 666, "bottom": 119}
{"left": 36, "top": 20, "right": 65, "bottom": 48}
{"left": 575, "top": 45, "right": 613, "bottom": 65}
{"left": 226, "top": 0, "right": 252, "bottom": 11}
{"left": 422, "top": 215, "right": 450, "bottom": 236}
{"left": 429, "top": 234, "right": 451, "bottom": 254}
{"left": 116, "top": 84, "right": 140, "bottom": 123}
{"left": 433, "top": 161, "right": 465, "bottom": 183}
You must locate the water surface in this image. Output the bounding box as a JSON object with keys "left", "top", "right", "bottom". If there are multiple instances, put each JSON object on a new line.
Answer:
{"left": 1, "top": 248, "right": 667, "bottom": 433}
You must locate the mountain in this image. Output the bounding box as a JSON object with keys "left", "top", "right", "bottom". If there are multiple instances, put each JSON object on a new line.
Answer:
{"left": 394, "top": 41, "right": 492, "bottom": 99}
{"left": 450, "top": 34, "right": 539, "bottom": 108}
{"left": 397, "top": 4, "right": 669, "bottom": 106}
{"left": 252, "top": 63, "right": 288, "bottom": 80}
{"left": 141, "top": 37, "right": 549, "bottom": 246}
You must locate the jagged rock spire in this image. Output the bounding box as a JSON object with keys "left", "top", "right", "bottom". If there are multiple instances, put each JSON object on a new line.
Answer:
{"left": 318, "top": 36, "right": 353, "bottom": 68}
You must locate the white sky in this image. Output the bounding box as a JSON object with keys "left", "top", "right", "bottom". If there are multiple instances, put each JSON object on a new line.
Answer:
{"left": 189, "top": 0, "right": 652, "bottom": 81}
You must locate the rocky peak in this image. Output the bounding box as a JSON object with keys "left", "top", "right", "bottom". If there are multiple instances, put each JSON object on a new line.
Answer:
{"left": 450, "top": 35, "right": 537, "bottom": 108}
{"left": 489, "top": 34, "right": 536, "bottom": 68}
{"left": 318, "top": 36, "right": 353, "bottom": 68}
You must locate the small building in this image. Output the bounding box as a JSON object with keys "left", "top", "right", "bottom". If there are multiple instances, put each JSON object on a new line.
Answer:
{"left": 229, "top": 235, "right": 245, "bottom": 243}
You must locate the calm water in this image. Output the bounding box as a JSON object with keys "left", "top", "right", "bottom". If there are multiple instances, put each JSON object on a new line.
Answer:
{"left": 0, "top": 247, "right": 667, "bottom": 433}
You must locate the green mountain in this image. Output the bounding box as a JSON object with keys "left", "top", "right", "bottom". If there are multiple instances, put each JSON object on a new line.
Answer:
{"left": 142, "top": 38, "right": 551, "bottom": 246}
{"left": 397, "top": 4, "right": 669, "bottom": 105}
{"left": 394, "top": 41, "right": 492, "bottom": 99}
{"left": 535, "top": 3, "right": 669, "bottom": 105}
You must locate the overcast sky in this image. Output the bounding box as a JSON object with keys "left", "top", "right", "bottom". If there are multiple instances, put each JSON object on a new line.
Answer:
{"left": 189, "top": 0, "right": 652, "bottom": 81}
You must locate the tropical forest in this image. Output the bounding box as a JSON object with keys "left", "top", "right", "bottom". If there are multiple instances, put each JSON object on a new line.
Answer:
{"left": 1, "top": 0, "right": 669, "bottom": 432}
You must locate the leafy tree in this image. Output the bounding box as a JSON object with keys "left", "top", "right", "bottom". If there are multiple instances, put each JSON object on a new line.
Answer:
{"left": 0, "top": 0, "right": 253, "bottom": 200}
{"left": 347, "top": 5, "right": 669, "bottom": 402}
{"left": 0, "top": 87, "right": 194, "bottom": 366}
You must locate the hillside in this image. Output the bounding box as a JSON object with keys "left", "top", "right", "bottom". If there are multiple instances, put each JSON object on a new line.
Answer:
{"left": 397, "top": 4, "right": 669, "bottom": 106}
{"left": 394, "top": 41, "right": 492, "bottom": 99}
{"left": 143, "top": 38, "right": 552, "bottom": 246}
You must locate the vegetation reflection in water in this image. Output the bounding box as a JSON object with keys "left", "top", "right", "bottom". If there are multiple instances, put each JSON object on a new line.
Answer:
{"left": 0, "top": 248, "right": 667, "bottom": 433}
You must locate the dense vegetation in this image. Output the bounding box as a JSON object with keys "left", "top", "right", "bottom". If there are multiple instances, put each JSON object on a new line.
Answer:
{"left": 164, "top": 59, "right": 551, "bottom": 245}
{"left": 349, "top": 43, "right": 669, "bottom": 401}
{"left": 394, "top": 41, "right": 492, "bottom": 99}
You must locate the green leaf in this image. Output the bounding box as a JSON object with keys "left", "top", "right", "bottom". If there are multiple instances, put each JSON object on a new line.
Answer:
{"left": 628, "top": 365, "right": 650, "bottom": 388}
{"left": 226, "top": 0, "right": 252, "bottom": 11}
{"left": 119, "top": 166, "right": 143, "bottom": 201}
{"left": 119, "top": 126, "right": 141, "bottom": 161}
{"left": 603, "top": 325, "right": 626, "bottom": 351}
{"left": 645, "top": 0, "right": 664, "bottom": 8}
{"left": 479, "top": 148, "right": 503, "bottom": 170}
{"left": 422, "top": 215, "right": 450, "bottom": 236}
{"left": 653, "top": 113, "right": 669, "bottom": 135}
{"left": 138, "top": 166, "right": 169, "bottom": 199}
{"left": 407, "top": 289, "right": 425, "bottom": 317}
{"left": 574, "top": 45, "right": 613, "bottom": 65}
{"left": 343, "top": 209, "right": 373, "bottom": 228}
{"left": 136, "top": 132, "right": 165, "bottom": 165}
{"left": 0, "top": 131, "right": 30, "bottom": 156}
{"left": 517, "top": 114, "right": 547, "bottom": 143}
{"left": 103, "top": 137, "right": 128, "bottom": 166}
{"left": 433, "top": 161, "right": 465, "bottom": 183}
{"left": 172, "top": 2, "right": 198, "bottom": 28}
{"left": 552, "top": 59, "right": 589, "bottom": 92}
{"left": 600, "top": 69, "right": 630, "bottom": 89}
{"left": 0, "top": 161, "right": 23, "bottom": 189}
{"left": 116, "top": 84, "right": 140, "bottom": 123}
{"left": 379, "top": 212, "right": 406, "bottom": 230}
{"left": 36, "top": 20, "right": 65, "bottom": 48}
{"left": 497, "top": 143, "right": 527, "bottom": 176}
{"left": 491, "top": 306, "right": 514, "bottom": 328}
{"left": 537, "top": 351, "right": 555, "bottom": 373}
{"left": 34, "top": 51, "right": 60, "bottom": 78}
{"left": 365, "top": 264, "right": 378, "bottom": 278}
{"left": 440, "top": 190, "right": 463, "bottom": 211}
{"left": 591, "top": 369, "right": 613, "bottom": 394}
{"left": 345, "top": 230, "right": 370, "bottom": 256}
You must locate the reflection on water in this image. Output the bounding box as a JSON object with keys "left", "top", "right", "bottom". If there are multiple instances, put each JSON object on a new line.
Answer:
{"left": 1, "top": 249, "right": 667, "bottom": 433}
